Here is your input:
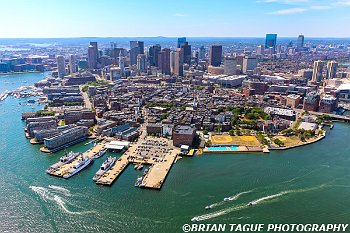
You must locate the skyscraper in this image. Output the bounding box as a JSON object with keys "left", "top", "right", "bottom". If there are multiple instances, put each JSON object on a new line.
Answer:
{"left": 148, "top": 44, "right": 161, "bottom": 67}
{"left": 177, "top": 37, "right": 187, "bottom": 48}
{"left": 326, "top": 61, "right": 338, "bottom": 80}
{"left": 68, "top": 54, "right": 77, "bottom": 74}
{"left": 198, "top": 46, "right": 206, "bottom": 60}
{"left": 170, "top": 50, "right": 175, "bottom": 74}
{"left": 174, "top": 48, "right": 184, "bottom": 76}
{"left": 297, "top": 35, "right": 305, "bottom": 52}
{"left": 242, "top": 56, "right": 257, "bottom": 74}
{"left": 224, "top": 56, "right": 237, "bottom": 75}
{"left": 130, "top": 41, "right": 144, "bottom": 65}
{"left": 181, "top": 42, "right": 191, "bottom": 64}
{"left": 158, "top": 48, "right": 171, "bottom": 75}
{"left": 56, "top": 55, "right": 65, "bottom": 78}
{"left": 312, "top": 60, "right": 325, "bottom": 82}
{"left": 265, "top": 34, "right": 277, "bottom": 52}
{"left": 209, "top": 45, "right": 222, "bottom": 67}
{"left": 88, "top": 43, "right": 98, "bottom": 69}
{"left": 137, "top": 54, "right": 147, "bottom": 72}
{"left": 256, "top": 45, "right": 264, "bottom": 56}
{"left": 119, "top": 50, "right": 125, "bottom": 74}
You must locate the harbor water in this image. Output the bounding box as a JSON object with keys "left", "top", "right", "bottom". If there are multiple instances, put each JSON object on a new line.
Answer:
{"left": 1, "top": 73, "right": 350, "bottom": 232}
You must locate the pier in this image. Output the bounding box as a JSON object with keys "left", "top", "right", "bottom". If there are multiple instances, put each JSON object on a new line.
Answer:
{"left": 47, "top": 142, "right": 106, "bottom": 178}
{"left": 96, "top": 136, "right": 180, "bottom": 189}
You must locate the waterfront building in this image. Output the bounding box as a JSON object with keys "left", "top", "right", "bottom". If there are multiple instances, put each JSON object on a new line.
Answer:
{"left": 303, "top": 91, "right": 320, "bottom": 111}
{"left": 68, "top": 54, "right": 77, "bottom": 74}
{"left": 312, "top": 60, "right": 325, "bottom": 82}
{"left": 137, "top": 54, "right": 147, "bottom": 72}
{"left": 265, "top": 34, "right": 277, "bottom": 53}
{"left": 326, "top": 61, "right": 338, "bottom": 80}
{"left": 56, "top": 55, "right": 66, "bottom": 78}
{"left": 27, "top": 120, "right": 57, "bottom": 138}
{"left": 177, "top": 37, "right": 187, "bottom": 48}
{"left": 209, "top": 45, "right": 222, "bottom": 67}
{"left": 336, "top": 83, "right": 350, "bottom": 102}
{"left": 174, "top": 48, "right": 184, "bottom": 76}
{"left": 319, "top": 95, "right": 337, "bottom": 113}
{"left": 173, "top": 125, "right": 196, "bottom": 147}
{"left": 44, "top": 126, "right": 89, "bottom": 151}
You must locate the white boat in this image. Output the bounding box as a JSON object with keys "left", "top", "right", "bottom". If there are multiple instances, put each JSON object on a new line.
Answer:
{"left": 134, "top": 177, "right": 143, "bottom": 187}
{"left": 46, "top": 151, "right": 79, "bottom": 173}
{"left": 134, "top": 164, "right": 139, "bottom": 169}
{"left": 93, "top": 157, "right": 116, "bottom": 181}
{"left": 143, "top": 168, "right": 149, "bottom": 176}
{"left": 191, "top": 217, "right": 199, "bottom": 222}
{"left": 205, "top": 205, "right": 213, "bottom": 210}
{"left": 63, "top": 156, "right": 93, "bottom": 179}
{"left": 93, "top": 149, "right": 107, "bottom": 159}
{"left": 224, "top": 197, "right": 230, "bottom": 201}
{"left": 137, "top": 165, "right": 143, "bottom": 170}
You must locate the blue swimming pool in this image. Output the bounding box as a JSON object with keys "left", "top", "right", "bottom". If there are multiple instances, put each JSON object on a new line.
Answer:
{"left": 207, "top": 146, "right": 239, "bottom": 151}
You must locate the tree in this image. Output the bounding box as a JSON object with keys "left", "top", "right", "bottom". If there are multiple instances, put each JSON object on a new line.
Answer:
{"left": 229, "top": 130, "right": 235, "bottom": 136}
{"left": 203, "top": 130, "right": 209, "bottom": 135}
{"left": 274, "top": 138, "right": 285, "bottom": 147}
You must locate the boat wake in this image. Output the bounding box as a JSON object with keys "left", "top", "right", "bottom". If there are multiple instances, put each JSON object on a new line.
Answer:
{"left": 48, "top": 185, "right": 71, "bottom": 196}
{"left": 30, "top": 185, "right": 95, "bottom": 215}
{"left": 206, "top": 189, "right": 254, "bottom": 209}
{"left": 194, "top": 184, "right": 329, "bottom": 222}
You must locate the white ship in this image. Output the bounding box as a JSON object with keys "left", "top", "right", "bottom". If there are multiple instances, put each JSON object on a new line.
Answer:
{"left": 63, "top": 156, "right": 93, "bottom": 179}
{"left": 93, "top": 157, "right": 116, "bottom": 181}
{"left": 46, "top": 151, "right": 80, "bottom": 173}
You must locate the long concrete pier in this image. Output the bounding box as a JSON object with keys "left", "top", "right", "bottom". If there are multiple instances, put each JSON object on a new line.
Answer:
{"left": 96, "top": 136, "right": 180, "bottom": 189}
{"left": 47, "top": 142, "right": 106, "bottom": 178}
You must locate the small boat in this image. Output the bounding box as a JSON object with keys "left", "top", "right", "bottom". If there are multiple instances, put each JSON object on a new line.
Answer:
{"left": 137, "top": 165, "right": 143, "bottom": 170}
{"left": 224, "top": 197, "right": 230, "bottom": 201}
{"left": 134, "top": 177, "right": 143, "bottom": 187}
{"left": 191, "top": 217, "right": 199, "bottom": 222}
{"left": 134, "top": 164, "right": 138, "bottom": 169}
{"left": 143, "top": 168, "right": 149, "bottom": 176}
{"left": 205, "top": 205, "right": 213, "bottom": 210}
{"left": 248, "top": 202, "right": 255, "bottom": 207}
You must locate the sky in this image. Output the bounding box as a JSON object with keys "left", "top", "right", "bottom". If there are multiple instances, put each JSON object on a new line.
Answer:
{"left": 0, "top": 0, "right": 350, "bottom": 38}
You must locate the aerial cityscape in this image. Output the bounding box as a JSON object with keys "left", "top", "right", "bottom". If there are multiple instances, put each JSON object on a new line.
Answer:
{"left": 1, "top": 0, "right": 350, "bottom": 233}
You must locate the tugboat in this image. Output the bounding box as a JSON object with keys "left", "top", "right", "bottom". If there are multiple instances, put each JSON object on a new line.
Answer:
{"left": 93, "top": 157, "right": 116, "bottom": 181}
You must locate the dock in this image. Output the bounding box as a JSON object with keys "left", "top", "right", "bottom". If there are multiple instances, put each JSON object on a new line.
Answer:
{"left": 47, "top": 142, "right": 106, "bottom": 178}
{"left": 96, "top": 136, "right": 180, "bottom": 189}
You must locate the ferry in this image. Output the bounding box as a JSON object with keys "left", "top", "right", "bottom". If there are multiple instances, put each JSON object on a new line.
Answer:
{"left": 63, "top": 156, "right": 93, "bottom": 179}
{"left": 93, "top": 157, "right": 116, "bottom": 181}
{"left": 46, "top": 151, "right": 80, "bottom": 173}
{"left": 93, "top": 149, "right": 107, "bottom": 159}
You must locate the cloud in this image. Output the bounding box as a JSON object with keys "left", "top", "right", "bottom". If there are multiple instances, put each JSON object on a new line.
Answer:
{"left": 258, "top": 0, "right": 310, "bottom": 4}
{"left": 309, "top": 5, "right": 331, "bottom": 10}
{"left": 174, "top": 13, "right": 186, "bottom": 17}
{"left": 269, "top": 7, "right": 308, "bottom": 14}
{"left": 335, "top": 1, "right": 350, "bottom": 6}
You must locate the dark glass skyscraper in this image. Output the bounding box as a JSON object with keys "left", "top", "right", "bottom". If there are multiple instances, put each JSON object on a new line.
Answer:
{"left": 297, "top": 35, "right": 305, "bottom": 51}
{"left": 209, "top": 45, "right": 222, "bottom": 67}
{"left": 265, "top": 34, "right": 277, "bottom": 52}
{"left": 177, "top": 37, "right": 187, "bottom": 48}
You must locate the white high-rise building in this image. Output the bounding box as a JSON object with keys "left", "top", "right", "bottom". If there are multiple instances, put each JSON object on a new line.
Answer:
{"left": 137, "top": 54, "right": 147, "bottom": 71}
{"left": 326, "top": 61, "right": 338, "bottom": 80}
{"left": 170, "top": 50, "right": 175, "bottom": 74}
{"left": 224, "top": 56, "right": 237, "bottom": 75}
{"left": 312, "top": 60, "right": 325, "bottom": 82}
{"left": 69, "top": 54, "right": 77, "bottom": 74}
{"left": 56, "top": 55, "right": 65, "bottom": 78}
{"left": 256, "top": 45, "right": 264, "bottom": 56}
{"left": 242, "top": 56, "right": 257, "bottom": 74}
